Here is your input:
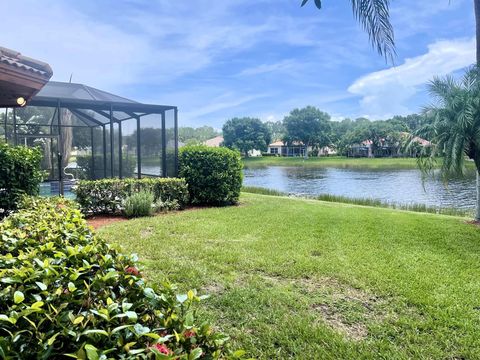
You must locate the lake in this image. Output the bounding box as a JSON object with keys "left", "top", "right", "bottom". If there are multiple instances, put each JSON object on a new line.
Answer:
{"left": 243, "top": 166, "right": 477, "bottom": 210}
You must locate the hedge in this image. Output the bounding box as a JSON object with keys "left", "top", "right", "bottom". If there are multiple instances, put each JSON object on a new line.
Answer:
{"left": 0, "top": 143, "right": 43, "bottom": 216}
{"left": 179, "top": 146, "right": 243, "bottom": 205}
{"left": 74, "top": 178, "right": 189, "bottom": 215}
{"left": 0, "top": 196, "right": 245, "bottom": 358}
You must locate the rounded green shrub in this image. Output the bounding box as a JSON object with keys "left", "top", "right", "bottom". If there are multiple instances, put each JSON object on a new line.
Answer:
{"left": 0, "top": 143, "right": 43, "bottom": 216}
{"left": 75, "top": 178, "right": 189, "bottom": 215}
{"left": 124, "top": 190, "right": 154, "bottom": 218}
{"left": 0, "top": 197, "right": 243, "bottom": 359}
{"left": 179, "top": 146, "right": 243, "bottom": 205}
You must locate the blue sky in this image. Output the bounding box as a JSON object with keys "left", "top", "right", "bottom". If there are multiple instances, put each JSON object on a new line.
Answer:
{"left": 1, "top": 0, "right": 476, "bottom": 128}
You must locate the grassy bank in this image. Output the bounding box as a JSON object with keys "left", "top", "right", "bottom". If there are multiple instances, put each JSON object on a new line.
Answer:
{"left": 99, "top": 193, "right": 480, "bottom": 359}
{"left": 242, "top": 186, "right": 473, "bottom": 217}
{"left": 243, "top": 156, "right": 425, "bottom": 169}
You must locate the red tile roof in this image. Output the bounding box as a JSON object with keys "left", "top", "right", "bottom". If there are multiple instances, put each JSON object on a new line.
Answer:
{"left": 0, "top": 47, "right": 52, "bottom": 78}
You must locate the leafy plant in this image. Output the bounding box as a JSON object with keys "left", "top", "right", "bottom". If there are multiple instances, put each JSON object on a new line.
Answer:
{"left": 0, "top": 197, "right": 246, "bottom": 359}
{"left": 155, "top": 198, "right": 181, "bottom": 213}
{"left": 179, "top": 146, "right": 243, "bottom": 205}
{"left": 124, "top": 191, "right": 154, "bottom": 218}
{"left": 0, "top": 143, "right": 43, "bottom": 216}
{"left": 75, "top": 178, "right": 189, "bottom": 215}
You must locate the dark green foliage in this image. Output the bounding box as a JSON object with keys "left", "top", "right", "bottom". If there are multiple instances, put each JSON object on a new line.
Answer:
{"left": 75, "top": 178, "right": 189, "bottom": 214}
{"left": 179, "top": 126, "right": 221, "bottom": 145}
{"left": 222, "top": 117, "right": 271, "bottom": 157}
{"left": 0, "top": 143, "right": 43, "bottom": 215}
{"left": 179, "top": 146, "right": 243, "bottom": 205}
{"left": 0, "top": 197, "right": 242, "bottom": 358}
{"left": 283, "top": 106, "right": 331, "bottom": 151}
{"left": 124, "top": 191, "right": 154, "bottom": 218}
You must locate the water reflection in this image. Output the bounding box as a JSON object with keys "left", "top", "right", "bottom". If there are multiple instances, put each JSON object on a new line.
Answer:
{"left": 243, "top": 166, "right": 476, "bottom": 210}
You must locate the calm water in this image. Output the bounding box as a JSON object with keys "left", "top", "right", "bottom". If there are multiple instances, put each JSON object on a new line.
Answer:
{"left": 243, "top": 166, "right": 477, "bottom": 210}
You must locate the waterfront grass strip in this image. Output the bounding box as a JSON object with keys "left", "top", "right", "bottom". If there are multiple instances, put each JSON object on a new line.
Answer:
{"left": 242, "top": 186, "right": 472, "bottom": 217}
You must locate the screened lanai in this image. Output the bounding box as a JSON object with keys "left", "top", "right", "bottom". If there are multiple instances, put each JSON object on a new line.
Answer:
{"left": 0, "top": 81, "right": 178, "bottom": 195}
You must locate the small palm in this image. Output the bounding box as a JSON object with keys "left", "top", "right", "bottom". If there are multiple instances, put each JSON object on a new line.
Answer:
{"left": 423, "top": 68, "right": 480, "bottom": 172}
{"left": 417, "top": 67, "right": 480, "bottom": 220}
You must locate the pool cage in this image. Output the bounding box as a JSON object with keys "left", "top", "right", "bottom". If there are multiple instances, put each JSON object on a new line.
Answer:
{"left": 0, "top": 81, "right": 178, "bottom": 196}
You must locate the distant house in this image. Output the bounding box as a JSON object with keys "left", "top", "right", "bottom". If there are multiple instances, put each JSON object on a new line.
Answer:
{"left": 204, "top": 135, "right": 224, "bottom": 147}
{"left": 267, "top": 141, "right": 336, "bottom": 157}
{"left": 347, "top": 133, "right": 431, "bottom": 158}
{"left": 347, "top": 140, "right": 374, "bottom": 158}
{"left": 203, "top": 135, "right": 261, "bottom": 156}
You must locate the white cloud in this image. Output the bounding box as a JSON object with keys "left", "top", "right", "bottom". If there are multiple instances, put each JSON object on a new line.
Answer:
{"left": 179, "top": 92, "right": 271, "bottom": 124}
{"left": 348, "top": 37, "right": 475, "bottom": 118}
{"left": 238, "top": 60, "right": 297, "bottom": 76}
{"left": 0, "top": 2, "right": 154, "bottom": 92}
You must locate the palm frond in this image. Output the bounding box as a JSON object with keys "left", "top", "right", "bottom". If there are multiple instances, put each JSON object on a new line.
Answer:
{"left": 301, "top": 0, "right": 395, "bottom": 61}
{"left": 351, "top": 0, "right": 395, "bottom": 61}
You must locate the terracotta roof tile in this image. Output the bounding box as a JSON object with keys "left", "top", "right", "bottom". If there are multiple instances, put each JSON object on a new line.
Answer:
{"left": 0, "top": 47, "right": 52, "bottom": 78}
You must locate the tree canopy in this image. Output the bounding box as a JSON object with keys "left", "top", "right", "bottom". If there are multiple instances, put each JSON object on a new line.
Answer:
{"left": 282, "top": 106, "right": 331, "bottom": 149}
{"left": 222, "top": 117, "right": 272, "bottom": 156}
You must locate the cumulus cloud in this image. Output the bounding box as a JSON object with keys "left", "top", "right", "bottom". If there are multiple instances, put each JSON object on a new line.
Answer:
{"left": 348, "top": 37, "right": 475, "bottom": 118}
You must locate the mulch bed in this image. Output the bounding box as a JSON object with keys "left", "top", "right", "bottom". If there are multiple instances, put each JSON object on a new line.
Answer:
{"left": 467, "top": 220, "right": 480, "bottom": 227}
{"left": 87, "top": 215, "right": 129, "bottom": 230}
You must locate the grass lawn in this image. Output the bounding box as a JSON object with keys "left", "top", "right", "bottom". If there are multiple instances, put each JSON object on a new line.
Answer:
{"left": 242, "top": 156, "right": 424, "bottom": 169}
{"left": 99, "top": 193, "right": 480, "bottom": 359}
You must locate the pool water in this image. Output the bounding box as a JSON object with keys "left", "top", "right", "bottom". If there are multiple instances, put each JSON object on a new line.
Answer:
{"left": 39, "top": 182, "right": 76, "bottom": 199}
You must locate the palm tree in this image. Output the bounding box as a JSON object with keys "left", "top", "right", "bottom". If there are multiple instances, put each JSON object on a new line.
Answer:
{"left": 303, "top": 0, "right": 480, "bottom": 220}
{"left": 415, "top": 67, "right": 480, "bottom": 221}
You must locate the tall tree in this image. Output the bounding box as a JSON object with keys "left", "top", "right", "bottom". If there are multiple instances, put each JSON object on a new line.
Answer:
{"left": 223, "top": 117, "right": 271, "bottom": 157}
{"left": 416, "top": 67, "right": 480, "bottom": 221}
{"left": 265, "top": 120, "right": 286, "bottom": 141}
{"left": 283, "top": 106, "right": 331, "bottom": 156}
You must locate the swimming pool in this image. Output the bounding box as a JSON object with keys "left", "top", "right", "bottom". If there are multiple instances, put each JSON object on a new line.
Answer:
{"left": 39, "top": 181, "right": 76, "bottom": 199}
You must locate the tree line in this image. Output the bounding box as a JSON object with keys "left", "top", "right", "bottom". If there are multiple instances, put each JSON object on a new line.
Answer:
{"left": 221, "top": 106, "right": 429, "bottom": 157}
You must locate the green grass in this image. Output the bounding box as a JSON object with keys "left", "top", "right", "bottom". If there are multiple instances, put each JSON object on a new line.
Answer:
{"left": 241, "top": 186, "right": 287, "bottom": 197}
{"left": 243, "top": 156, "right": 425, "bottom": 169}
{"left": 99, "top": 193, "right": 480, "bottom": 359}
{"left": 242, "top": 186, "right": 472, "bottom": 217}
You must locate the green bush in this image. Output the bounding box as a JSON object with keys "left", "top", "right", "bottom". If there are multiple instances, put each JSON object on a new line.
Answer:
{"left": 179, "top": 146, "right": 243, "bottom": 205}
{"left": 124, "top": 191, "right": 154, "bottom": 218}
{"left": 74, "top": 178, "right": 189, "bottom": 215}
{"left": 0, "top": 143, "right": 43, "bottom": 216}
{"left": 0, "top": 197, "right": 245, "bottom": 359}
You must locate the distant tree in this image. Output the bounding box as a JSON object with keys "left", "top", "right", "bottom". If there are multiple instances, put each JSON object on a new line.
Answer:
{"left": 222, "top": 117, "right": 271, "bottom": 157}
{"left": 265, "top": 121, "right": 285, "bottom": 141}
{"left": 178, "top": 126, "right": 220, "bottom": 144}
{"left": 282, "top": 106, "right": 331, "bottom": 155}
